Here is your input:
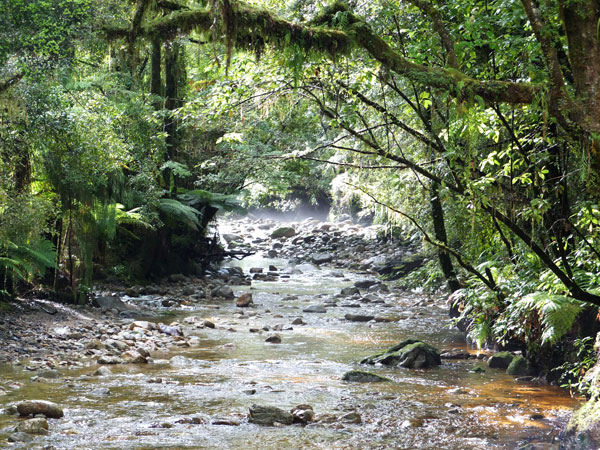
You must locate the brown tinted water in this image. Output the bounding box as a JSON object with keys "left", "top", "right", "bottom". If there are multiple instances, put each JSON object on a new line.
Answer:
{"left": 0, "top": 254, "right": 581, "bottom": 449}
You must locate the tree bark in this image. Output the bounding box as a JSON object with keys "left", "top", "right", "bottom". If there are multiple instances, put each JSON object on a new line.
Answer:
{"left": 430, "top": 181, "right": 461, "bottom": 293}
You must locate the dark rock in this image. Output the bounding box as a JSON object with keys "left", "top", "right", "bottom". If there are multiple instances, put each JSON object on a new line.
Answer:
{"left": 303, "top": 305, "right": 326, "bottom": 313}
{"left": 211, "top": 286, "right": 234, "bottom": 299}
{"left": 236, "top": 293, "right": 253, "bottom": 307}
{"left": 354, "top": 280, "right": 378, "bottom": 289}
{"left": 271, "top": 227, "right": 296, "bottom": 239}
{"left": 203, "top": 320, "right": 216, "bottom": 329}
{"left": 440, "top": 349, "right": 474, "bottom": 360}
{"left": 341, "top": 287, "right": 360, "bottom": 296}
{"left": 269, "top": 265, "right": 278, "bottom": 271}
{"left": 97, "top": 355, "right": 122, "bottom": 365}
{"left": 212, "top": 417, "right": 241, "bottom": 426}
{"left": 488, "top": 351, "right": 515, "bottom": 369}
{"left": 345, "top": 314, "right": 374, "bottom": 322}
{"left": 265, "top": 334, "right": 281, "bottom": 344}
{"left": 506, "top": 356, "right": 536, "bottom": 376}
{"left": 378, "top": 254, "right": 425, "bottom": 280}
{"left": 249, "top": 267, "right": 263, "bottom": 274}
{"left": 290, "top": 404, "right": 314, "bottom": 424}
{"left": 15, "top": 417, "right": 49, "bottom": 435}
{"left": 248, "top": 405, "right": 293, "bottom": 425}
{"left": 291, "top": 318, "right": 306, "bottom": 325}
{"left": 311, "top": 253, "right": 333, "bottom": 265}
{"left": 342, "top": 370, "right": 390, "bottom": 382}
{"left": 361, "top": 340, "right": 441, "bottom": 369}
{"left": 16, "top": 400, "right": 64, "bottom": 419}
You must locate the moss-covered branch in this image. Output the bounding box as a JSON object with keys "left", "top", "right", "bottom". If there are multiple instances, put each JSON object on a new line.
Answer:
{"left": 103, "top": 0, "right": 539, "bottom": 105}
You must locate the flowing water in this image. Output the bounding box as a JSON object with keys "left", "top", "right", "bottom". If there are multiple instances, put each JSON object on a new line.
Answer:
{"left": 0, "top": 237, "right": 582, "bottom": 449}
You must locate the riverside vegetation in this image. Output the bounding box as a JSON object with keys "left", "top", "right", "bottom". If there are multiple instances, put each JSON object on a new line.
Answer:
{"left": 3, "top": 0, "right": 600, "bottom": 448}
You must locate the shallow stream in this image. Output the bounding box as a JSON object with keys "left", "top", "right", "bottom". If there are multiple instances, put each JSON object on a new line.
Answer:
{"left": 0, "top": 232, "right": 582, "bottom": 449}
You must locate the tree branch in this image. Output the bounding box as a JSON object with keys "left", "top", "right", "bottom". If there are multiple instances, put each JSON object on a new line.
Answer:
{"left": 406, "top": 0, "right": 459, "bottom": 69}
{"left": 103, "top": 0, "right": 539, "bottom": 105}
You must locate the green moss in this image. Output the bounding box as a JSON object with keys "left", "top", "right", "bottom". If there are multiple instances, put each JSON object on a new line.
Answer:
{"left": 342, "top": 370, "right": 391, "bottom": 382}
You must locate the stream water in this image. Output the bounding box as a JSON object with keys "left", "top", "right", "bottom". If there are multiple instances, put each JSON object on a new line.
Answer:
{"left": 0, "top": 221, "right": 582, "bottom": 449}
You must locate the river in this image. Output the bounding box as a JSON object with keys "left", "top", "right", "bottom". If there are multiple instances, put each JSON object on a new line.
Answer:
{"left": 0, "top": 217, "right": 582, "bottom": 449}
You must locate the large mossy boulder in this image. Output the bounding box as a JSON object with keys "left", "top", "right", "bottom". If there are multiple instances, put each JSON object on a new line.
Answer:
{"left": 16, "top": 400, "right": 63, "bottom": 419}
{"left": 270, "top": 227, "right": 296, "bottom": 239}
{"left": 506, "top": 355, "right": 536, "bottom": 376}
{"left": 361, "top": 339, "right": 441, "bottom": 369}
{"left": 488, "top": 351, "right": 515, "bottom": 369}
{"left": 561, "top": 397, "right": 600, "bottom": 449}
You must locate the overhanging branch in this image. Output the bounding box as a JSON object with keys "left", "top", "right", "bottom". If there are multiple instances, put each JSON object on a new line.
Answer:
{"left": 103, "top": 0, "right": 540, "bottom": 105}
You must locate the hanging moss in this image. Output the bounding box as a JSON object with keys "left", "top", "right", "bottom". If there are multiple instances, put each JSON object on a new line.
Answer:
{"left": 101, "top": 0, "right": 540, "bottom": 106}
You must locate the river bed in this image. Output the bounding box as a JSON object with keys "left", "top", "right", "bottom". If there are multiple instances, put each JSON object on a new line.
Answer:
{"left": 0, "top": 220, "right": 582, "bottom": 449}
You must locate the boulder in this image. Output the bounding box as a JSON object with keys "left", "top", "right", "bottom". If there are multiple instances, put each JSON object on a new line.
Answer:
{"left": 236, "top": 293, "right": 253, "bottom": 307}
{"left": 290, "top": 404, "right": 314, "bottom": 424}
{"left": 361, "top": 340, "right": 441, "bottom": 369}
{"left": 270, "top": 227, "right": 296, "bottom": 239}
{"left": 211, "top": 286, "right": 234, "bottom": 299}
{"left": 562, "top": 396, "right": 600, "bottom": 449}
{"left": 488, "top": 351, "right": 515, "bottom": 369}
{"left": 303, "top": 305, "right": 327, "bottom": 313}
{"left": 378, "top": 254, "right": 426, "bottom": 280}
{"left": 16, "top": 400, "right": 63, "bottom": 419}
{"left": 158, "top": 324, "right": 183, "bottom": 336}
{"left": 345, "top": 314, "right": 374, "bottom": 322}
{"left": 342, "top": 370, "right": 390, "bottom": 382}
{"left": 93, "top": 366, "right": 112, "bottom": 376}
{"left": 340, "top": 411, "right": 362, "bottom": 424}
{"left": 341, "top": 287, "right": 360, "bottom": 296}
{"left": 92, "top": 295, "right": 129, "bottom": 312}
{"left": 354, "top": 280, "right": 379, "bottom": 289}
{"left": 506, "top": 356, "right": 535, "bottom": 376}
{"left": 15, "top": 418, "right": 49, "bottom": 435}
{"left": 248, "top": 405, "right": 293, "bottom": 425}
{"left": 440, "top": 349, "right": 474, "bottom": 360}
{"left": 311, "top": 253, "right": 333, "bottom": 265}
{"left": 265, "top": 334, "right": 281, "bottom": 344}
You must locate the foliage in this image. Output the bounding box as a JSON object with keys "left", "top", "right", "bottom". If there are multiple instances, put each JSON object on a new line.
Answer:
{"left": 553, "top": 337, "right": 598, "bottom": 396}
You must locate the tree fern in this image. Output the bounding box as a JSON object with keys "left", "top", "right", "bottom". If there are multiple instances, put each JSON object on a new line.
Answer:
{"left": 517, "top": 292, "right": 583, "bottom": 345}
{"left": 157, "top": 198, "right": 201, "bottom": 230}
{"left": 0, "top": 239, "right": 56, "bottom": 283}
{"left": 177, "top": 189, "right": 247, "bottom": 214}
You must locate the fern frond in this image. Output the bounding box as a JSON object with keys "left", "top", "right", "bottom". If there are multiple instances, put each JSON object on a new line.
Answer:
{"left": 115, "top": 205, "right": 154, "bottom": 230}
{"left": 518, "top": 292, "right": 583, "bottom": 345}
{"left": 177, "top": 189, "right": 247, "bottom": 214}
{"left": 0, "top": 257, "right": 26, "bottom": 280}
{"left": 158, "top": 198, "right": 201, "bottom": 230}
